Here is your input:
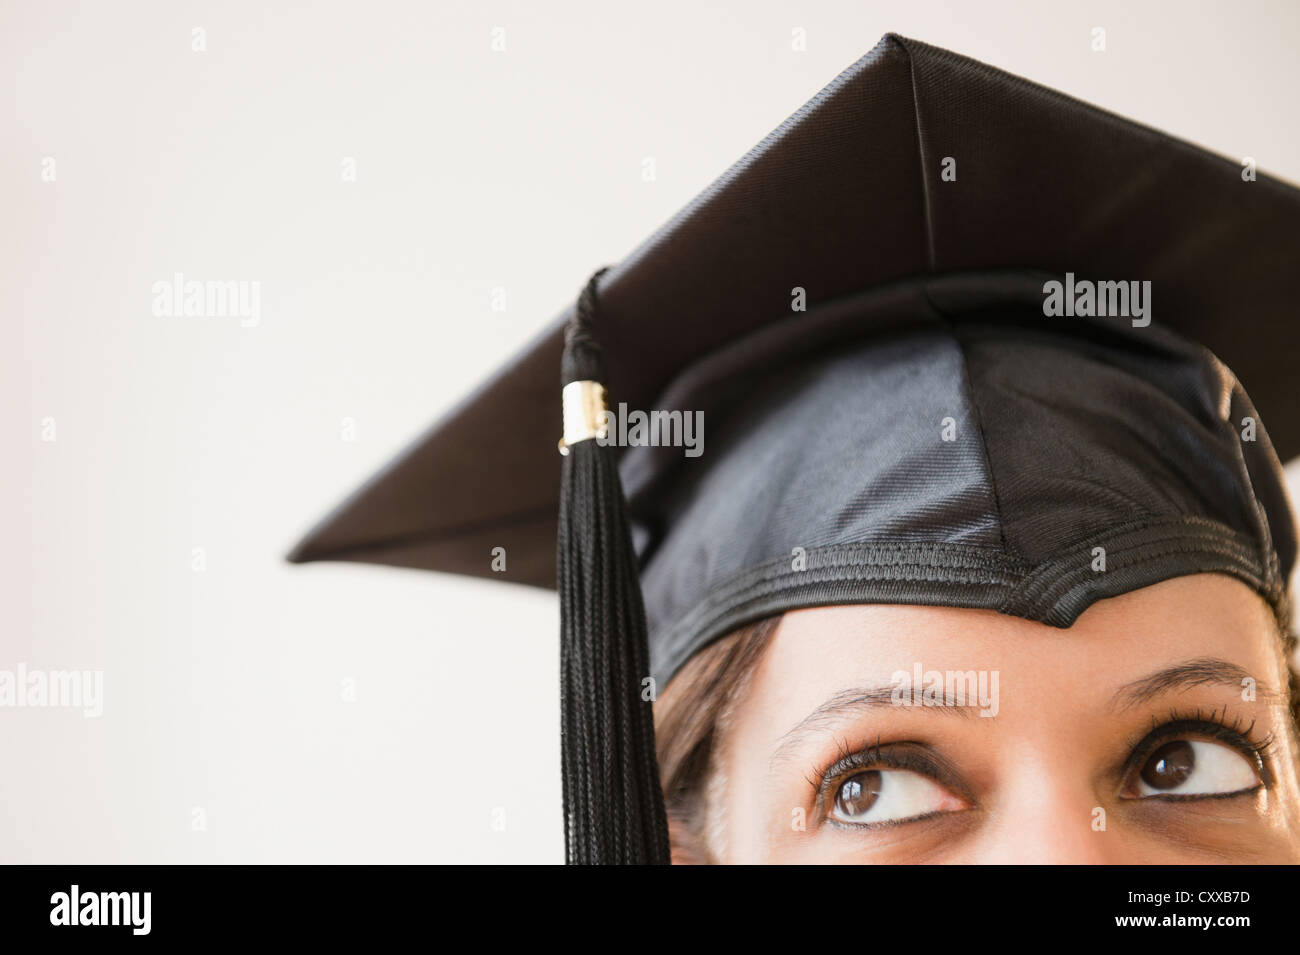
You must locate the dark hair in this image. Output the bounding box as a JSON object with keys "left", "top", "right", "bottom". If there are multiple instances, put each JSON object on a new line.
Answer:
{"left": 654, "top": 616, "right": 781, "bottom": 863}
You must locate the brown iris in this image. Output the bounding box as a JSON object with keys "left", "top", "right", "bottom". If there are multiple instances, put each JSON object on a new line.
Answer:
{"left": 835, "top": 770, "right": 884, "bottom": 818}
{"left": 1140, "top": 740, "right": 1195, "bottom": 790}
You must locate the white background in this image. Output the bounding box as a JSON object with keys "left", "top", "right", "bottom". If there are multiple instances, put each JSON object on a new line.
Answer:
{"left": 5, "top": 0, "right": 1299, "bottom": 863}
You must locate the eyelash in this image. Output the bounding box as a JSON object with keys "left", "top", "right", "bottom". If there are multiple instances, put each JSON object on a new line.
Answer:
{"left": 811, "top": 707, "right": 1278, "bottom": 821}
{"left": 1119, "top": 706, "right": 1276, "bottom": 796}
{"left": 811, "top": 737, "right": 966, "bottom": 826}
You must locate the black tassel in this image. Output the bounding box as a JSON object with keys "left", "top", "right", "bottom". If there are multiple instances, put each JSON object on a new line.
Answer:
{"left": 557, "top": 269, "right": 672, "bottom": 865}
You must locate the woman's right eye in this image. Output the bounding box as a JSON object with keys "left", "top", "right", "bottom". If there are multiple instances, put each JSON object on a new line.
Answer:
{"left": 830, "top": 768, "right": 967, "bottom": 827}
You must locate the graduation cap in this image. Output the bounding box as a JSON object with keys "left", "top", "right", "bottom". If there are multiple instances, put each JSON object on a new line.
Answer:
{"left": 288, "top": 35, "right": 1300, "bottom": 864}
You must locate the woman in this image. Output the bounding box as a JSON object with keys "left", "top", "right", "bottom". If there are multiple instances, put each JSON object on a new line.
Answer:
{"left": 657, "top": 582, "right": 1300, "bottom": 863}
{"left": 289, "top": 35, "right": 1300, "bottom": 863}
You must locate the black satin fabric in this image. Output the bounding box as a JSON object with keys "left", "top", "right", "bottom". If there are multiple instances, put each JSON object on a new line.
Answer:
{"left": 626, "top": 272, "right": 1293, "bottom": 687}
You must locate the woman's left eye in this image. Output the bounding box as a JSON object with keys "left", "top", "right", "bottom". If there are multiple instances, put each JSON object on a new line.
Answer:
{"left": 1127, "top": 739, "right": 1261, "bottom": 799}
{"left": 829, "top": 768, "right": 966, "bottom": 826}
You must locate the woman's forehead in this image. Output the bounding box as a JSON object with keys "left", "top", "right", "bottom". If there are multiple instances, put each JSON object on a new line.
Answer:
{"left": 751, "top": 575, "right": 1284, "bottom": 722}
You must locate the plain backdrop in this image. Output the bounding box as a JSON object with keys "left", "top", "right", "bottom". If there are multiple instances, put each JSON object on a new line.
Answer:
{"left": 5, "top": 0, "right": 1300, "bottom": 863}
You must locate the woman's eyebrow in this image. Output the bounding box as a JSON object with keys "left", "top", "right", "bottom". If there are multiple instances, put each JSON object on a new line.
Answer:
{"left": 770, "top": 684, "right": 976, "bottom": 768}
{"left": 1109, "top": 657, "right": 1280, "bottom": 710}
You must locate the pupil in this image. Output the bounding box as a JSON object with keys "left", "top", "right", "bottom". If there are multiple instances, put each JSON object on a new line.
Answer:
{"left": 1141, "top": 740, "right": 1195, "bottom": 790}
{"left": 835, "top": 770, "right": 883, "bottom": 817}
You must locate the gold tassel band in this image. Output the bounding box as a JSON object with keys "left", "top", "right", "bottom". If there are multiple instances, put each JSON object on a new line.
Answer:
{"left": 558, "top": 380, "right": 609, "bottom": 455}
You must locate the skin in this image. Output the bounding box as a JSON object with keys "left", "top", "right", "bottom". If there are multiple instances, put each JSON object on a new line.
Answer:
{"left": 710, "top": 574, "right": 1300, "bottom": 863}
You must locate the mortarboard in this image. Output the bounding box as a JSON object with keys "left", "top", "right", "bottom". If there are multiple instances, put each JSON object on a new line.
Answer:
{"left": 288, "top": 35, "right": 1300, "bottom": 864}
